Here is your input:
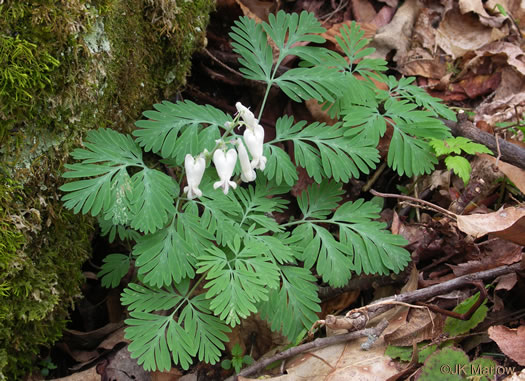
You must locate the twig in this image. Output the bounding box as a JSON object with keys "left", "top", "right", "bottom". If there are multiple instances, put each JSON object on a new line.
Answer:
{"left": 370, "top": 189, "right": 457, "bottom": 219}
{"left": 235, "top": 319, "right": 389, "bottom": 379}
{"left": 342, "top": 263, "right": 521, "bottom": 328}
{"left": 362, "top": 162, "right": 387, "bottom": 193}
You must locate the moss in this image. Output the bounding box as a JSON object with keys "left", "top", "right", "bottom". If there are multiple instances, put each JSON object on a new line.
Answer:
{"left": 0, "top": 0, "right": 215, "bottom": 378}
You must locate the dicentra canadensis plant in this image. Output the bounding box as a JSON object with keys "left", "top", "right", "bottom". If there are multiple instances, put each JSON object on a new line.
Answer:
{"left": 60, "top": 11, "right": 456, "bottom": 371}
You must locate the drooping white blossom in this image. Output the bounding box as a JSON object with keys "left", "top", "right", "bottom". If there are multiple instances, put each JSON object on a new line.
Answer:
{"left": 213, "top": 148, "right": 238, "bottom": 194}
{"left": 235, "top": 102, "right": 258, "bottom": 130}
{"left": 236, "top": 139, "right": 256, "bottom": 182}
{"left": 183, "top": 154, "right": 206, "bottom": 199}
{"left": 243, "top": 123, "right": 267, "bottom": 170}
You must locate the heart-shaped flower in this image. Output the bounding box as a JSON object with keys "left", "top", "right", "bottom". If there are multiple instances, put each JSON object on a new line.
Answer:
{"left": 236, "top": 139, "right": 256, "bottom": 182}
{"left": 183, "top": 154, "right": 205, "bottom": 199}
{"left": 213, "top": 148, "right": 238, "bottom": 194}
{"left": 243, "top": 124, "right": 267, "bottom": 170}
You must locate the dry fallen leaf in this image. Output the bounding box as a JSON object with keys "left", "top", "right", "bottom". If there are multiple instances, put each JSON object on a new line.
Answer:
{"left": 456, "top": 207, "right": 525, "bottom": 245}
{"left": 488, "top": 325, "right": 525, "bottom": 366}
{"left": 435, "top": 5, "right": 506, "bottom": 59}
{"left": 384, "top": 309, "right": 444, "bottom": 346}
{"left": 480, "top": 154, "right": 525, "bottom": 194}
{"left": 239, "top": 335, "right": 398, "bottom": 381}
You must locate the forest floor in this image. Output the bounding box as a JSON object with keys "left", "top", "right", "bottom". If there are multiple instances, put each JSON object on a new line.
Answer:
{"left": 30, "top": 0, "right": 525, "bottom": 380}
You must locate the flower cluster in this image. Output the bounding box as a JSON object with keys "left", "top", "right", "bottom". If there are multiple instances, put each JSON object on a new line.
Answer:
{"left": 183, "top": 102, "right": 267, "bottom": 199}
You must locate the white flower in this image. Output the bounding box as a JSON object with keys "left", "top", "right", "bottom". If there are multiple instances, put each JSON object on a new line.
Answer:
{"left": 243, "top": 123, "right": 267, "bottom": 170}
{"left": 236, "top": 139, "right": 256, "bottom": 182}
{"left": 213, "top": 148, "right": 238, "bottom": 194}
{"left": 235, "top": 102, "right": 258, "bottom": 130}
{"left": 183, "top": 154, "right": 206, "bottom": 199}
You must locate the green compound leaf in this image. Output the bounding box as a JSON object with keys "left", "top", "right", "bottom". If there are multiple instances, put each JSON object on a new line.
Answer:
{"left": 98, "top": 254, "right": 130, "bottom": 288}
{"left": 125, "top": 311, "right": 182, "bottom": 371}
{"left": 61, "top": 128, "right": 144, "bottom": 217}
{"left": 128, "top": 167, "right": 178, "bottom": 234}
{"left": 259, "top": 266, "right": 321, "bottom": 341}
{"left": 444, "top": 292, "right": 488, "bottom": 336}
{"left": 124, "top": 293, "right": 230, "bottom": 371}
{"left": 419, "top": 347, "right": 469, "bottom": 381}
{"left": 334, "top": 199, "right": 410, "bottom": 275}
{"left": 387, "top": 76, "right": 457, "bottom": 121}
{"left": 430, "top": 137, "right": 492, "bottom": 156}
{"left": 133, "top": 100, "right": 228, "bottom": 163}
{"left": 179, "top": 294, "right": 231, "bottom": 364}
{"left": 296, "top": 181, "right": 343, "bottom": 219}
{"left": 121, "top": 283, "right": 183, "bottom": 313}
{"left": 444, "top": 156, "right": 472, "bottom": 185}
{"left": 98, "top": 216, "right": 141, "bottom": 243}
{"left": 229, "top": 15, "right": 273, "bottom": 82}
{"left": 274, "top": 66, "right": 341, "bottom": 102}
{"left": 271, "top": 116, "right": 379, "bottom": 183}
{"left": 196, "top": 242, "right": 280, "bottom": 327}
{"left": 133, "top": 221, "right": 196, "bottom": 288}
{"left": 263, "top": 143, "right": 298, "bottom": 186}
{"left": 293, "top": 182, "right": 410, "bottom": 286}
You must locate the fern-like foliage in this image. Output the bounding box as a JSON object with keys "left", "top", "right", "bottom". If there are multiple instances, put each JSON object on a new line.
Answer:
{"left": 292, "top": 182, "right": 410, "bottom": 287}
{"left": 122, "top": 282, "right": 230, "bottom": 371}
{"left": 230, "top": 10, "right": 341, "bottom": 103}
{"left": 265, "top": 116, "right": 380, "bottom": 185}
{"left": 60, "top": 128, "right": 177, "bottom": 234}
{"left": 133, "top": 100, "right": 230, "bottom": 164}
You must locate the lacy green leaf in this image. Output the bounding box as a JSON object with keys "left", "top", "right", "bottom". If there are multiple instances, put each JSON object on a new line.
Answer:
{"left": 296, "top": 181, "right": 343, "bottom": 219}
{"left": 133, "top": 100, "right": 229, "bottom": 163}
{"left": 121, "top": 282, "right": 183, "bottom": 312}
{"left": 197, "top": 243, "right": 280, "bottom": 326}
{"left": 274, "top": 66, "right": 341, "bottom": 102}
{"left": 61, "top": 128, "right": 144, "bottom": 216}
{"left": 98, "top": 254, "right": 130, "bottom": 288}
{"left": 271, "top": 116, "right": 379, "bottom": 183}
{"left": 133, "top": 221, "right": 195, "bottom": 287}
{"left": 259, "top": 266, "right": 321, "bottom": 341}
{"left": 229, "top": 16, "right": 273, "bottom": 82}
{"left": 263, "top": 143, "right": 298, "bottom": 186}
{"left": 445, "top": 156, "right": 472, "bottom": 185}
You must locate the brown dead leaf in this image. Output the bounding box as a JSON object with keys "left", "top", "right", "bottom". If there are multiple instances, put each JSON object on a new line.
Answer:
{"left": 486, "top": 0, "right": 525, "bottom": 26}
{"left": 321, "top": 290, "right": 360, "bottom": 317}
{"left": 475, "top": 63, "right": 525, "bottom": 123}
{"left": 371, "top": 0, "right": 422, "bottom": 62}
{"left": 352, "top": 0, "right": 377, "bottom": 22}
{"left": 480, "top": 154, "right": 525, "bottom": 194}
{"left": 234, "top": 0, "right": 275, "bottom": 22}
{"left": 384, "top": 309, "right": 444, "bottom": 346}
{"left": 151, "top": 368, "right": 183, "bottom": 381}
{"left": 488, "top": 325, "right": 525, "bottom": 365}
{"left": 458, "top": 0, "right": 507, "bottom": 27}
{"left": 449, "top": 239, "right": 523, "bottom": 276}
{"left": 436, "top": 5, "right": 506, "bottom": 59}
{"left": 494, "top": 272, "right": 518, "bottom": 291}
{"left": 457, "top": 207, "right": 525, "bottom": 245}
{"left": 240, "top": 334, "right": 398, "bottom": 380}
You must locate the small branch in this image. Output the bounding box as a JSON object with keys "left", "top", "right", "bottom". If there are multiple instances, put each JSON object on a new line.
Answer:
{"left": 236, "top": 320, "right": 389, "bottom": 379}
{"left": 370, "top": 189, "right": 457, "bottom": 219}
{"left": 343, "top": 263, "right": 521, "bottom": 327}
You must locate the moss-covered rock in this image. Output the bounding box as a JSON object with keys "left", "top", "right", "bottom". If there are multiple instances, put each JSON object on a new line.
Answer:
{"left": 0, "top": 0, "right": 214, "bottom": 378}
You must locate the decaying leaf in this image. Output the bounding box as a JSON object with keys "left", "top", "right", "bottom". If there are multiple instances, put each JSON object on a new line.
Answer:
{"left": 457, "top": 207, "right": 525, "bottom": 245}
{"left": 488, "top": 325, "right": 525, "bottom": 366}
{"left": 480, "top": 154, "right": 525, "bottom": 194}
{"left": 384, "top": 309, "right": 443, "bottom": 346}
{"left": 435, "top": 5, "right": 506, "bottom": 59}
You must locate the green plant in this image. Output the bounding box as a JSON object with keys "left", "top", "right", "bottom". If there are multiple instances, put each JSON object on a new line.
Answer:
{"left": 430, "top": 137, "right": 492, "bottom": 184}
{"left": 221, "top": 343, "right": 253, "bottom": 373}
{"left": 38, "top": 357, "right": 57, "bottom": 377}
{"left": 60, "top": 11, "right": 455, "bottom": 371}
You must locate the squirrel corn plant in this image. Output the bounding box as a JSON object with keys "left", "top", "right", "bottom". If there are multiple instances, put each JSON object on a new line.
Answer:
{"left": 60, "top": 11, "right": 456, "bottom": 372}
